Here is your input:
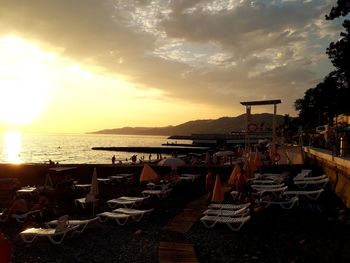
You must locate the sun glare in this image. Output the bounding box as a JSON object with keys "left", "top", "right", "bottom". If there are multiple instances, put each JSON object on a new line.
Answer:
{"left": 0, "top": 36, "right": 54, "bottom": 125}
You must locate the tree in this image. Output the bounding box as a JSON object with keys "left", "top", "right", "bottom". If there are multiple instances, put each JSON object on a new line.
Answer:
{"left": 326, "top": 0, "right": 350, "bottom": 90}
{"left": 295, "top": 0, "right": 350, "bottom": 129}
{"left": 295, "top": 72, "right": 340, "bottom": 130}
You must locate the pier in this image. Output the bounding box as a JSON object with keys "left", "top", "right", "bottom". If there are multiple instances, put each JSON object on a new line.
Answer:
{"left": 91, "top": 146, "right": 211, "bottom": 154}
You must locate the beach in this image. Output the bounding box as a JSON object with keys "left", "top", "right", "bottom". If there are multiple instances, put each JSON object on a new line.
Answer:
{"left": 1, "top": 165, "right": 350, "bottom": 263}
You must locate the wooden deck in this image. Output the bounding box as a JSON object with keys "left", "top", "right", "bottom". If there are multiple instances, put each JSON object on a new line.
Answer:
{"left": 163, "top": 194, "right": 208, "bottom": 233}
{"left": 159, "top": 194, "right": 209, "bottom": 262}
{"left": 159, "top": 242, "right": 198, "bottom": 263}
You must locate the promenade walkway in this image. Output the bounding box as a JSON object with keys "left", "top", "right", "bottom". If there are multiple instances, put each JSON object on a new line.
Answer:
{"left": 159, "top": 194, "right": 208, "bottom": 262}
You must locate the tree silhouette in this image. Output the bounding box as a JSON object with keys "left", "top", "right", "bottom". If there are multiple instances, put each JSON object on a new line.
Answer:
{"left": 295, "top": 0, "right": 350, "bottom": 129}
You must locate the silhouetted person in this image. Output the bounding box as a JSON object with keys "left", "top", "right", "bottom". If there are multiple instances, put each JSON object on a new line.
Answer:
{"left": 112, "top": 155, "right": 116, "bottom": 164}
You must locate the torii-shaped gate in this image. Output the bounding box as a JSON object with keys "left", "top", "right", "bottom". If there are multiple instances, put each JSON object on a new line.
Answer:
{"left": 240, "top": 99, "right": 281, "bottom": 153}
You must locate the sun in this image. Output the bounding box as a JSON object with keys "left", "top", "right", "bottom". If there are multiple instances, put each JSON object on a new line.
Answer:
{"left": 0, "top": 83, "right": 47, "bottom": 125}
{"left": 0, "top": 36, "right": 53, "bottom": 125}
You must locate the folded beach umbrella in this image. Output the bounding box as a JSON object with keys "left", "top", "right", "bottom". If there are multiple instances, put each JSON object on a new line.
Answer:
{"left": 247, "top": 152, "right": 256, "bottom": 172}
{"left": 228, "top": 164, "right": 241, "bottom": 186}
{"left": 139, "top": 164, "right": 158, "bottom": 182}
{"left": 253, "top": 151, "right": 263, "bottom": 171}
{"left": 87, "top": 168, "right": 99, "bottom": 215}
{"left": 211, "top": 175, "right": 224, "bottom": 203}
{"left": 90, "top": 167, "right": 99, "bottom": 197}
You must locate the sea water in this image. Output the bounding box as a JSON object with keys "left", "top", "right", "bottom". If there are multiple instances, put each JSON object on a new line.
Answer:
{"left": 0, "top": 132, "right": 186, "bottom": 164}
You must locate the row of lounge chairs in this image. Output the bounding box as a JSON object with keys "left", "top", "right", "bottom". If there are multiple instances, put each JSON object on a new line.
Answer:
{"left": 200, "top": 202, "right": 251, "bottom": 231}
{"left": 19, "top": 205, "right": 154, "bottom": 244}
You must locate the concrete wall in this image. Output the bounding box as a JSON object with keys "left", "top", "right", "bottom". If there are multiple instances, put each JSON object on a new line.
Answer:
{"left": 304, "top": 146, "right": 350, "bottom": 208}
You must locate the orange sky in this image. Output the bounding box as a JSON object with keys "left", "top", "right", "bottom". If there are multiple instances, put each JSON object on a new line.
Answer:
{"left": 0, "top": 0, "right": 344, "bottom": 133}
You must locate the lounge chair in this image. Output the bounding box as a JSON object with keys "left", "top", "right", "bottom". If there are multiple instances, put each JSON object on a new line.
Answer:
{"left": 107, "top": 196, "right": 149, "bottom": 209}
{"left": 283, "top": 189, "right": 324, "bottom": 200}
{"left": 74, "top": 194, "right": 98, "bottom": 209}
{"left": 11, "top": 209, "right": 41, "bottom": 223}
{"left": 294, "top": 178, "right": 329, "bottom": 189}
{"left": 258, "top": 196, "right": 299, "bottom": 209}
{"left": 179, "top": 174, "right": 201, "bottom": 182}
{"left": 108, "top": 174, "right": 132, "bottom": 183}
{"left": 72, "top": 183, "right": 91, "bottom": 191}
{"left": 141, "top": 188, "right": 172, "bottom": 199}
{"left": 112, "top": 208, "right": 154, "bottom": 221}
{"left": 208, "top": 203, "right": 250, "bottom": 210}
{"left": 251, "top": 183, "right": 285, "bottom": 189}
{"left": 203, "top": 207, "right": 249, "bottom": 217}
{"left": 97, "top": 212, "right": 130, "bottom": 225}
{"left": 200, "top": 214, "right": 251, "bottom": 231}
{"left": 146, "top": 182, "right": 171, "bottom": 190}
{"left": 19, "top": 215, "right": 79, "bottom": 244}
{"left": 253, "top": 173, "right": 288, "bottom": 183}
{"left": 97, "top": 178, "right": 111, "bottom": 184}
{"left": 46, "top": 217, "right": 98, "bottom": 233}
{"left": 293, "top": 174, "right": 327, "bottom": 181}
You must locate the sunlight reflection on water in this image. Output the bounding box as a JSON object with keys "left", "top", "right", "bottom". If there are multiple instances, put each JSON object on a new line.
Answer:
{"left": 0, "top": 132, "right": 187, "bottom": 164}
{"left": 3, "top": 131, "right": 22, "bottom": 164}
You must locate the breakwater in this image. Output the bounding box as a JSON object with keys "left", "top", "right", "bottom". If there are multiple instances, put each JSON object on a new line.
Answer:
{"left": 91, "top": 146, "right": 210, "bottom": 154}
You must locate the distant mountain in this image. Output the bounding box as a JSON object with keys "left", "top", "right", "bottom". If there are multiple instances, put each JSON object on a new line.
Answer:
{"left": 88, "top": 113, "right": 285, "bottom": 136}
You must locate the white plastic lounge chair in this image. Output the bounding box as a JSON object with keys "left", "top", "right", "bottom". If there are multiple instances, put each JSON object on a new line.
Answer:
{"left": 203, "top": 207, "right": 249, "bottom": 217}
{"left": 251, "top": 179, "right": 276, "bottom": 185}
{"left": 107, "top": 196, "right": 149, "bottom": 209}
{"left": 294, "top": 178, "right": 329, "bottom": 189}
{"left": 208, "top": 203, "right": 250, "bottom": 210}
{"left": 200, "top": 215, "right": 251, "bottom": 231}
{"left": 283, "top": 189, "right": 324, "bottom": 200}
{"left": 112, "top": 208, "right": 154, "bottom": 222}
{"left": 11, "top": 209, "right": 41, "bottom": 223}
{"left": 19, "top": 215, "right": 79, "bottom": 244}
{"left": 255, "top": 186, "right": 288, "bottom": 196}
{"left": 97, "top": 178, "right": 111, "bottom": 184}
{"left": 73, "top": 183, "right": 91, "bottom": 191}
{"left": 179, "top": 174, "right": 201, "bottom": 182}
{"left": 146, "top": 182, "right": 171, "bottom": 190}
{"left": 74, "top": 194, "right": 98, "bottom": 209}
{"left": 141, "top": 188, "right": 172, "bottom": 199}
{"left": 251, "top": 183, "right": 285, "bottom": 189}
{"left": 293, "top": 174, "right": 327, "bottom": 181}
{"left": 97, "top": 212, "right": 130, "bottom": 225}
{"left": 108, "top": 174, "right": 132, "bottom": 183}
{"left": 253, "top": 173, "right": 288, "bottom": 183}
{"left": 258, "top": 196, "right": 299, "bottom": 209}
{"left": 46, "top": 217, "right": 98, "bottom": 233}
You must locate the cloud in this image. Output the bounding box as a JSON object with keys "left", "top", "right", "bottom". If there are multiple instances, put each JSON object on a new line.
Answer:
{"left": 0, "top": 0, "right": 344, "bottom": 115}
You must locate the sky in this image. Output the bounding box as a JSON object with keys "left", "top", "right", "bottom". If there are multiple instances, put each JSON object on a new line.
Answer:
{"left": 0, "top": 0, "right": 347, "bottom": 133}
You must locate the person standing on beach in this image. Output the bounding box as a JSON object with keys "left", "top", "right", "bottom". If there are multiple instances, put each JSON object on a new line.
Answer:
{"left": 112, "top": 155, "right": 116, "bottom": 164}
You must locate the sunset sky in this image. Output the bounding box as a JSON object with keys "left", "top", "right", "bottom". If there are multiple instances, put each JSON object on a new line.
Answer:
{"left": 0, "top": 0, "right": 347, "bottom": 133}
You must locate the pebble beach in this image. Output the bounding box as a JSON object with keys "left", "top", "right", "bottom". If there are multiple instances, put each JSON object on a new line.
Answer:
{"left": 1, "top": 170, "right": 350, "bottom": 263}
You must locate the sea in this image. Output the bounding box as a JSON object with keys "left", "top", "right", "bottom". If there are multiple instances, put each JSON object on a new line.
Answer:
{"left": 0, "top": 132, "right": 188, "bottom": 164}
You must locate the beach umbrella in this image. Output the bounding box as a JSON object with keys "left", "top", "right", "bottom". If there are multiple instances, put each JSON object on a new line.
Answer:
{"left": 228, "top": 164, "right": 241, "bottom": 186}
{"left": 211, "top": 175, "right": 224, "bottom": 203}
{"left": 248, "top": 153, "right": 257, "bottom": 173}
{"left": 157, "top": 158, "right": 186, "bottom": 170}
{"left": 253, "top": 151, "right": 263, "bottom": 171}
{"left": 139, "top": 163, "right": 158, "bottom": 182}
{"left": 89, "top": 167, "right": 99, "bottom": 196}
{"left": 87, "top": 167, "right": 99, "bottom": 215}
